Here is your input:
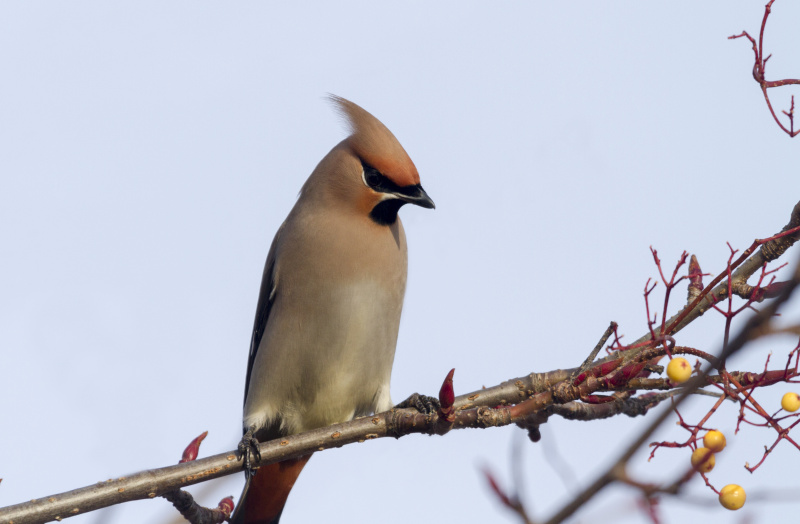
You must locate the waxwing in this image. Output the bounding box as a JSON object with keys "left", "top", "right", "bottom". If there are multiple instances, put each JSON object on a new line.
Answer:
{"left": 230, "top": 95, "right": 434, "bottom": 524}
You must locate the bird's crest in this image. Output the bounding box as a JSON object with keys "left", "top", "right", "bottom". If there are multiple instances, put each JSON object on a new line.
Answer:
{"left": 328, "top": 94, "right": 419, "bottom": 187}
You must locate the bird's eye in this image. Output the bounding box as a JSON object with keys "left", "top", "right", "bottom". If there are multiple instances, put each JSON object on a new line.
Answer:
{"left": 363, "top": 166, "right": 386, "bottom": 191}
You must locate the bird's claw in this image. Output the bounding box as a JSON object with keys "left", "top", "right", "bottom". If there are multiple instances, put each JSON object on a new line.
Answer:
{"left": 238, "top": 424, "right": 261, "bottom": 478}
{"left": 395, "top": 393, "right": 441, "bottom": 415}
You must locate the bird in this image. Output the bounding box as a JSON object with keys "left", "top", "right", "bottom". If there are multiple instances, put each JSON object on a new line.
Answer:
{"left": 230, "top": 95, "right": 435, "bottom": 524}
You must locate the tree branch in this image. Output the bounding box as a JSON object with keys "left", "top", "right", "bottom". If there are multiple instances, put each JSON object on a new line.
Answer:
{"left": 540, "top": 252, "right": 800, "bottom": 524}
{"left": 729, "top": 0, "right": 800, "bottom": 137}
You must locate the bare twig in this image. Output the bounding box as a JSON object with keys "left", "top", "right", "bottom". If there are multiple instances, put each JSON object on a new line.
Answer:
{"left": 729, "top": 0, "right": 800, "bottom": 137}
{"left": 572, "top": 321, "right": 618, "bottom": 380}
{"left": 542, "top": 254, "right": 800, "bottom": 524}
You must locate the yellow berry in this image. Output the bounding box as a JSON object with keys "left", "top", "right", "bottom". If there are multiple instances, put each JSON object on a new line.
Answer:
{"left": 666, "top": 357, "right": 692, "bottom": 383}
{"left": 781, "top": 392, "right": 800, "bottom": 412}
{"left": 690, "top": 447, "right": 715, "bottom": 473}
{"left": 703, "top": 430, "right": 726, "bottom": 453}
{"left": 719, "top": 484, "right": 746, "bottom": 510}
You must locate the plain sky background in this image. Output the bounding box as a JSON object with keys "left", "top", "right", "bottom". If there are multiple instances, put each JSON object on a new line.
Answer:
{"left": 2, "top": 2, "right": 800, "bottom": 524}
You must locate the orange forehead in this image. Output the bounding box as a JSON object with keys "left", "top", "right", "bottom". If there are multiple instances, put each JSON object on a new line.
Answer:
{"left": 329, "top": 94, "right": 421, "bottom": 187}
{"left": 355, "top": 146, "right": 419, "bottom": 187}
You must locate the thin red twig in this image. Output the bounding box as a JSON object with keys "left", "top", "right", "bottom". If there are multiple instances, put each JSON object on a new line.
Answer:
{"left": 729, "top": 0, "right": 800, "bottom": 137}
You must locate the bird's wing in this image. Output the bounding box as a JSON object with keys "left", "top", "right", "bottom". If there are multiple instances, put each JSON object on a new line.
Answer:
{"left": 243, "top": 223, "right": 284, "bottom": 409}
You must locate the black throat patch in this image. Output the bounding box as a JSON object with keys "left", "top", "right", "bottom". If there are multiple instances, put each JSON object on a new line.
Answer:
{"left": 370, "top": 198, "right": 406, "bottom": 226}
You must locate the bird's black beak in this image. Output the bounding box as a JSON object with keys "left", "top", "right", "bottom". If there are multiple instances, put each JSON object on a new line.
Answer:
{"left": 395, "top": 184, "right": 435, "bottom": 209}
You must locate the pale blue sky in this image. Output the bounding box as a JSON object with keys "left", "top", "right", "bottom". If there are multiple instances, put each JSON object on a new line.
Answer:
{"left": 2, "top": 3, "right": 800, "bottom": 523}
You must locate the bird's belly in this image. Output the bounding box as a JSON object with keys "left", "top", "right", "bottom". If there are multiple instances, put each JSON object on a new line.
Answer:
{"left": 244, "top": 278, "right": 403, "bottom": 436}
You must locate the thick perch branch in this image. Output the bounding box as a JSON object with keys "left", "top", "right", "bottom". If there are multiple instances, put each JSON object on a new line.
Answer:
{"left": 0, "top": 361, "right": 672, "bottom": 524}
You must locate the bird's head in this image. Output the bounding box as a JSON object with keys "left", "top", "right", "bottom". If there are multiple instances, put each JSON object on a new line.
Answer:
{"left": 323, "top": 95, "right": 435, "bottom": 226}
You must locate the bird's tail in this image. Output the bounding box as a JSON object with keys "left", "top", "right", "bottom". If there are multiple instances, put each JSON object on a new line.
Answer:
{"left": 230, "top": 455, "right": 312, "bottom": 524}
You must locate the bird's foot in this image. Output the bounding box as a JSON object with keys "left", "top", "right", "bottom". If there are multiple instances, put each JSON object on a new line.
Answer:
{"left": 237, "top": 424, "right": 261, "bottom": 478}
{"left": 394, "top": 393, "right": 441, "bottom": 415}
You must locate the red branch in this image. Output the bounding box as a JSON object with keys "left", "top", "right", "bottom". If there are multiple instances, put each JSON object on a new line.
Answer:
{"left": 729, "top": 0, "right": 800, "bottom": 137}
